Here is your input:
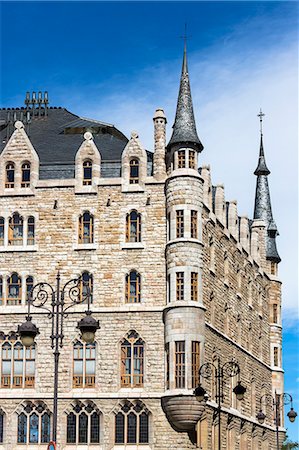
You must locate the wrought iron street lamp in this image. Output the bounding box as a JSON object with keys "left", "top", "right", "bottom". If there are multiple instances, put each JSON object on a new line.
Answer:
{"left": 194, "top": 357, "right": 246, "bottom": 450}
{"left": 17, "top": 271, "right": 100, "bottom": 444}
{"left": 256, "top": 391, "right": 297, "bottom": 450}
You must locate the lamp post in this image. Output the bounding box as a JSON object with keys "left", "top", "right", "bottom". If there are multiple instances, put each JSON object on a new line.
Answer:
{"left": 194, "top": 357, "right": 246, "bottom": 450}
{"left": 256, "top": 391, "right": 297, "bottom": 450}
{"left": 17, "top": 272, "right": 100, "bottom": 444}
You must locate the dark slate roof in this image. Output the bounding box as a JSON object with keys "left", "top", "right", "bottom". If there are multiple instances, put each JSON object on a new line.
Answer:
{"left": 167, "top": 44, "right": 203, "bottom": 151}
{"left": 254, "top": 135, "right": 270, "bottom": 176}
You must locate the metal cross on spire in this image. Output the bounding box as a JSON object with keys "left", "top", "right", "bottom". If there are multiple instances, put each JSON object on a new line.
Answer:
{"left": 180, "top": 23, "right": 192, "bottom": 48}
{"left": 257, "top": 108, "right": 265, "bottom": 135}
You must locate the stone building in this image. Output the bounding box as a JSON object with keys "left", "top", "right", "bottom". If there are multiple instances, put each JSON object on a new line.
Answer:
{"left": 0, "top": 45, "right": 284, "bottom": 449}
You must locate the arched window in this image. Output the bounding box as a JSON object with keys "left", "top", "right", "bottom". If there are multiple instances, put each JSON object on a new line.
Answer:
{"left": 80, "top": 271, "right": 93, "bottom": 304}
{"left": 21, "top": 162, "right": 31, "bottom": 188}
{"left": 7, "top": 273, "right": 22, "bottom": 305}
{"left": 129, "top": 158, "right": 139, "bottom": 184}
{"left": 0, "top": 409, "right": 3, "bottom": 443}
{"left": 126, "top": 210, "right": 141, "bottom": 242}
{"left": 0, "top": 340, "right": 35, "bottom": 388}
{"left": 78, "top": 212, "right": 94, "bottom": 244}
{"left": 83, "top": 160, "right": 92, "bottom": 186}
{"left": 66, "top": 403, "right": 100, "bottom": 444}
{"left": 125, "top": 270, "right": 141, "bottom": 303}
{"left": 5, "top": 162, "right": 14, "bottom": 188}
{"left": 17, "top": 403, "right": 50, "bottom": 444}
{"left": 8, "top": 213, "right": 23, "bottom": 246}
{"left": 26, "top": 276, "right": 34, "bottom": 302}
{"left": 0, "top": 276, "right": 3, "bottom": 306}
{"left": 0, "top": 217, "right": 4, "bottom": 246}
{"left": 121, "top": 330, "right": 144, "bottom": 387}
{"left": 27, "top": 216, "right": 35, "bottom": 245}
{"left": 115, "top": 402, "right": 149, "bottom": 444}
{"left": 73, "top": 341, "right": 96, "bottom": 388}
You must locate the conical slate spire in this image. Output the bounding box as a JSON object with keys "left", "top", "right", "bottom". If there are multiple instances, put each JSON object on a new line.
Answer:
{"left": 167, "top": 43, "right": 203, "bottom": 151}
{"left": 253, "top": 111, "right": 280, "bottom": 263}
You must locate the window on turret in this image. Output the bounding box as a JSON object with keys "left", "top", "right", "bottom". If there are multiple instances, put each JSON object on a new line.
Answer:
{"left": 176, "top": 272, "right": 184, "bottom": 301}
{"left": 78, "top": 212, "right": 94, "bottom": 244}
{"left": 272, "top": 304, "right": 278, "bottom": 323}
{"left": 189, "top": 150, "right": 196, "bottom": 169}
{"left": 129, "top": 158, "right": 139, "bottom": 184}
{"left": 21, "top": 162, "right": 31, "bottom": 188}
{"left": 0, "top": 410, "right": 3, "bottom": 443}
{"left": 177, "top": 150, "right": 186, "bottom": 168}
{"left": 126, "top": 211, "right": 141, "bottom": 242}
{"left": 8, "top": 213, "right": 23, "bottom": 246}
{"left": 270, "top": 261, "right": 277, "bottom": 275}
{"left": 176, "top": 210, "right": 184, "bottom": 238}
{"left": 191, "top": 272, "right": 198, "bottom": 301}
{"left": 73, "top": 341, "right": 96, "bottom": 388}
{"left": 165, "top": 343, "right": 170, "bottom": 390}
{"left": 191, "top": 341, "right": 200, "bottom": 388}
{"left": 83, "top": 160, "right": 92, "bottom": 185}
{"left": 120, "top": 331, "right": 144, "bottom": 387}
{"left": 5, "top": 162, "right": 15, "bottom": 188}
{"left": 273, "top": 347, "right": 279, "bottom": 366}
{"left": 175, "top": 341, "right": 185, "bottom": 388}
{"left": 27, "top": 216, "right": 35, "bottom": 245}
{"left": 7, "top": 273, "right": 22, "bottom": 305}
{"left": 191, "top": 210, "right": 198, "bottom": 238}
{"left": 0, "top": 218, "right": 4, "bottom": 246}
{"left": 125, "top": 270, "right": 141, "bottom": 303}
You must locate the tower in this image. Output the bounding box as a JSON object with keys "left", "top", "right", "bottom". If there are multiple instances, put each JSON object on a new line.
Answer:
{"left": 162, "top": 43, "right": 206, "bottom": 431}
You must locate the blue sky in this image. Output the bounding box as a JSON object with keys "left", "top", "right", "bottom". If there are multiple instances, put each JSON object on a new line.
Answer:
{"left": 1, "top": 0, "right": 298, "bottom": 442}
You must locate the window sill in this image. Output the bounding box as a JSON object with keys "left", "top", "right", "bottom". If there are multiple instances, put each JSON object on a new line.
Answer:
{"left": 73, "top": 244, "right": 97, "bottom": 251}
{"left": 121, "top": 243, "right": 144, "bottom": 250}
{"left": 0, "top": 245, "right": 37, "bottom": 252}
{"left": 113, "top": 446, "right": 151, "bottom": 449}
{"left": 122, "top": 184, "right": 145, "bottom": 193}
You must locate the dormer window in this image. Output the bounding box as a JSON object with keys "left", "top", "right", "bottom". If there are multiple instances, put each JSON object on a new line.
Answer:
{"left": 21, "top": 162, "right": 31, "bottom": 188}
{"left": 83, "top": 160, "right": 92, "bottom": 186}
{"left": 129, "top": 159, "right": 139, "bottom": 184}
{"left": 5, "top": 162, "right": 15, "bottom": 188}
{"left": 177, "top": 150, "right": 186, "bottom": 168}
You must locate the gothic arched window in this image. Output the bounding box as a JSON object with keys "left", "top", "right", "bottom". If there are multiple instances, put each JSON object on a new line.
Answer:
{"left": 26, "top": 276, "right": 34, "bottom": 302}
{"left": 0, "top": 217, "right": 4, "bottom": 246}
{"left": 129, "top": 158, "right": 139, "bottom": 184}
{"left": 121, "top": 330, "right": 144, "bottom": 387}
{"left": 80, "top": 271, "right": 93, "bottom": 304}
{"left": 0, "top": 340, "right": 35, "bottom": 388}
{"left": 5, "top": 162, "right": 14, "bottom": 188}
{"left": 126, "top": 210, "right": 141, "bottom": 242}
{"left": 83, "top": 160, "right": 92, "bottom": 186}
{"left": 73, "top": 341, "right": 96, "bottom": 388}
{"left": 115, "top": 401, "right": 149, "bottom": 444}
{"left": 27, "top": 216, "right": 35, "bottom": 245}
{"left": 17, "top": 403, "right": 50, "bottom": 444}
{"left": 125, "top": 270, "right": 141, "bottom": 303}
{"left": 66, "top": 403, "right": 100, "bottom": 444}
{"left": 21, "top": 162, "right": 31, "bottom": 188}
{"left": 78, "top": 212, "right": 94, "bottom": 244}
{"left": 8, "top": 213, "right": 23, "bottom": 246}
{"left": 7, "top": 273, "right": 22, "bottom": 305}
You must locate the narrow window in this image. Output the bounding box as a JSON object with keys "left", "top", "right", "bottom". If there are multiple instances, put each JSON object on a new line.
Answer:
{"left": 78, "top": 412, "right": 88, "bottom": 443}
{"left": 189, "top": 150, "right": 196, "bottom": 169}
{"left": 67, "top": 413, "right": 76, "bottom": 443}
{"left": 0, "top": 218, "right": 4, "bottom": 246}
{"left": 83, "top": 160, "right": 92, "bottom": 185}
{"left": 126, "top": 211, "right": 141, "bottom": 242}
{"left": 175, "top": 341, "right": 185, "bottom": 388}
{"left": 125, "top": 270, "right": 141, "bottom": 303}
{"left": 115, "top": 412, "right": 125, "bottom": 444}
{"left": 27, "top": 216, "right": 35, "bottom": 245}
{"left": 167, "top": 212, "right": 171, "bottom": 240}
{"left": 177, "top": 150, "right": 186, "bottom": 168}
{"left": 73, "top": 341, "right": 96, "bottom": 388}
{"left": 139, "top": 412, "right": 149, "bottom": 444}
{"left": 7, "top": 273, "right": 22, "bottom": 305}
{"left": 90, "top": 412, "right": 100, "bottom": 444}
{"left": 191, "top": 272, "right": 198, "bottom": 301}
{"left": 0, "top": 277, "right": 3, "bottom": 306}
{"left": 21, "top": 162, "right": 31, "bottom": 188}
{"left": 13, "top": 342, "right": 23, "bottom": 387}
{"left": 18, "top": 413, "right": 27, "bottom": 443}
{"left": 176, "top": 210, "right": 184, "bottom": 238}
{"left": 251, "top": 379, "right": 256, "bottom": 417}
{"left": 1, "top": 340, "right": 35, "bottom": 389}
{"left": 41, "top": 413, "right": 50, "bottom": 443}
{"left": 191, "top": 341, "right": 200, "bottom": 388}
{"left": 29, "top": 413, "right": 39, "bottom": 443}
{"left": 167, "top": 274, "right": 171, "bottom": 303}
{"left": 1, "top": 342, "right": 11, "bottom": 387}
{"left": 78, "top": 212, "right": 94, "bottom": 244}
{"left": 129, "top": 158, "right": 139, "bottom": 184}
{"left": 24, "top": 345, "right": 35, "bottom": 387}
{"left": 0, "top": 411, "right": 3, "bottom": 443}
{"left": 274, "top": 347, "right": 279, "bottom": 366}
{"left": 8, "top": 213, "right": 23, "bottom": 246}
{"left": 190, "top": 210, "right": 198, "bottom": 238}
{"left": 80, "top": 271, "right": 93, "bottom": 304}
{"left": 165, "top": 343, "right": 169, "bottom": 390}
{"left": 127, "top": 412, "right": 137, "bottom": 444}
{"left": 26, "top": 276, "right": 34, "bottom": 302}
{"left": 273, "top": 304, "right": 278, "bottom": 323}
{"left": 5, "top": 162, "right": 14, "bottom": 188}
{"left": 209, "top": 237, "right": 215, "bottom": 272}
{"left": 121, "top": 331, "right": 144, "bottom": 387}
{"left": 271, "top": 261, "right": 277, "bottom": 275}
{"left": 176, "top": 272, "right": 184, "bottom": 301}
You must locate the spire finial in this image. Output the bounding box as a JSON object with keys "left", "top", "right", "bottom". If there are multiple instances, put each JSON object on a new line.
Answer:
{"left": 180, "top": 23, "right": 191, "bottom": 50}
{"left": 257, "top": 108, "right": 265, "bottom": 135}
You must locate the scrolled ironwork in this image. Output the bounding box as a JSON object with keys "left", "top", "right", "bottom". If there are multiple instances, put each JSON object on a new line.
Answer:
{"left": 199, "top": 362, "right": 215, "bottom": 379}
{"left": 222, "top": 360, "right": 240, "bottom": 378}
{"left": 29, "top": 282, "right": 54, "bottom": 314}
{"left": 282, "top": 393, "right": 293, "bottom": 406}
{"left": 62, "top": 277, "right": 91, "bottom": 310}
